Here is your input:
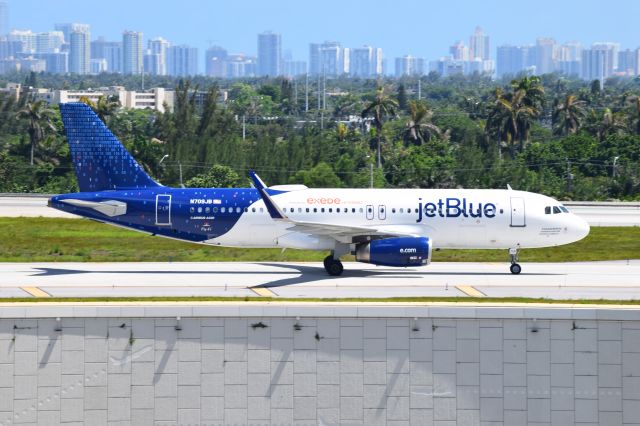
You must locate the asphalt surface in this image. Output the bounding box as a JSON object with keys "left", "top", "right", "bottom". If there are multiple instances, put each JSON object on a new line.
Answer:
{"left": 1, "top": 196, "right": 639, "bottom": 226}
{"left": 1, "top": 260, "right": 639, "bottom": 300}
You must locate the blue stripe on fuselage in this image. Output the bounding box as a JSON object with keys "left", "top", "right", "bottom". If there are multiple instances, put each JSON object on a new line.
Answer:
{"left": 50, "top": 187, "right": 270, "bottom": 242}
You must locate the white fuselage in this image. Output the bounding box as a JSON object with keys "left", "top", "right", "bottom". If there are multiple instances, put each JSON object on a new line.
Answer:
{"left": 208, "top": 188, "right": 590, "bottom": 252}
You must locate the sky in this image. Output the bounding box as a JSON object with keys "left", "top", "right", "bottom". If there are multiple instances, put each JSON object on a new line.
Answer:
{"left": 7, "top": 0, "right": 640, "bottom": 66}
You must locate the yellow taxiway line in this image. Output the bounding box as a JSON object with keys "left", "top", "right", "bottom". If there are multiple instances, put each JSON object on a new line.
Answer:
{"left": 21, "top": 287, "right": 52, "bottom": 298}
{"left": 249, "top": 287, "right": 277, "bottom": 297}
{"left": 456, "top": 285, "right": 486, "bottom": 298}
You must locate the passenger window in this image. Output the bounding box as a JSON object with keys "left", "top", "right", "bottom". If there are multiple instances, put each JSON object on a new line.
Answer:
{"left": 205, "top": 207, "right": 210, "bottom": 213}
{"left": 260, "top": 208, "right": 264, "bottom": 213}
{"left": 313, "top": 208, "right": 317, "bottom": 213}
{"left": 336, "top": 208, "right": 340, "bottom": 213}
{"left": 392, "top": 208, "right": 396, "bottom": 213}
{"left": 190, "top": 207, "right": 194, "bottom": 213}
{"left": 352, "top": 208, "right": 356, "bottom": 213}
{"left": 399, "top": 208, "right": 404, "bottom": 213}
{"left": 298, "top": 208, "right": 302, "bottom": 213}
{"left": 553, "top": 206, "right": 561, "bottom": 214}
{"left": 329, "top": 208, "right": 332, "bottom": 213}
{"left": 221, "top": 207, "right": 226, "bottom": 213}
{"left": 236, "top": 207, "right": 241, "bottom": 213}
{"left": 252, "top": 207, "right": 256, "bottom": 212}
{"left": 321, "top": 208, "right": 325, "bottom": 213}
{"left": 244, "top": 208, "right": 248, "bottom": 212}
{"left": 306, "top": 208, "right": 310, "bottom": 213}
{"left": 359, "top": 208, "right": 363, "bottom": 213}
{"left": 545, "top": 206, "right": 551, "bottom": 215}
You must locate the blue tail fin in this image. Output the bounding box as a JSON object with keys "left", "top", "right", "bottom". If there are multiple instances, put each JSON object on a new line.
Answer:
{"left": 60, "top": 102, "right": 160, "bottom": 192}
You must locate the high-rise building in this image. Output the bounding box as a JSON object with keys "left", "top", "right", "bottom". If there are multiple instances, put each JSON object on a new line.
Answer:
{"left": 54, "top": 23, "right": 90, "bottom": 44}
{"left": 148, "top": 37, "right": 169, "bottom": 76}
{"left": 282, "top": 60, "right": 307, "bottom": 77}
{"left": 535, "top": 37, "right": 558, "bottom": 74}
{"left": 69, "top": 27, "right": 90, "bottom": 74}
{"left": 0, "top": 1, "right": 8, "bottom": 36}
{"left": 35, "top": 31, "right": 64, "bottom": 53}
{"left": 581, "top": 44, "right": 618, "bottom": 82}
{"left": 123, "top": 31, "right": 143, "bottom": 75}
{"left": 90, "top": 58, "right": 107, "bottom": 74}
{"left": 91, "top": 37, "right": 122, "bottom": 73}
{"left": 257, "top": 32, "right": 281, "bottom": 76}
{"left": 312, "top": 41, "right": 348, "bottom": 76}
{"left": 225, "top": 54, "right": 256, "bottom": 78}
{"left": 205, "top": 45, "right": 228, "bottom": 77}
{"left": 33, "top": 52, "right": 68, "bottom": 73}
{"left": 309, "top": 43, "right": 321, "bottom": 75}
{"left": 617, "top": 49, "right": 637, "bottom": 75}
{"left": 450, "top": 41, "right": 470, "bottom": 61}
{"left": 395, "top": 55, "right": 425, "bottom": 77}
{"left": 469, "top": 26, "right": 490, "bottom": 60}
{"left": 8, "top": 30, "right": 36, "bottom": 53}
{"left": 350, "top": 46, "right": 382, "bottom": 77}
{"left": 496, "top": 45, "right": 530, "bottom": 77}
{"left": 636, "top": 48, "right": 640, "bottom": 76}
{"left": 167, "top": 45, "right": 198, "bottom": 76}
{"left": 0, "top": 40, "right": 23, "bottom": 59}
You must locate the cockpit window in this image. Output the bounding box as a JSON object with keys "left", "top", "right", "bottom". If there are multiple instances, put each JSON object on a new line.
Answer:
{"left": 544, "top": 206, "right": 551, "bottom": 215}
{"left": 560, "top": 206, "right": 569, "bottom": 213}
{"left": 553, "top": 206, "right": 561, "bottom": 214}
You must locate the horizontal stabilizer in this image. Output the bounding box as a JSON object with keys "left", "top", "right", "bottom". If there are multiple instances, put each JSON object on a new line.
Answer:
{"left": 60, "top": 199, "right": 127, "bottom": 217}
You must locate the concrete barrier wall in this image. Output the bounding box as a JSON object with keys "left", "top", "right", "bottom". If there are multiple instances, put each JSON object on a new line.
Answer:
{"left": 0, "top": 304, "right": 639, "bottom": 425}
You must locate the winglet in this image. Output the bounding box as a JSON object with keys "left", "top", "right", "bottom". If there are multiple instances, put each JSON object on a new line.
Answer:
{"left": 249, "top": 171, "right": 288, "bottom": 220}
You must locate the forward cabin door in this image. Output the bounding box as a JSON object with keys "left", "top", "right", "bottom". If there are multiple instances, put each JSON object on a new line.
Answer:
{"left": 156, "top": 194, "right": 172, "bottom": 226}
{"left": 510, "top": 197, "right": 526, "bottom": 227}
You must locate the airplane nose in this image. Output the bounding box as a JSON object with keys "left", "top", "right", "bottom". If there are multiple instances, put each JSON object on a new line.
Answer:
{"left": 573, "top": 216, "right": 590, "bottom": 241}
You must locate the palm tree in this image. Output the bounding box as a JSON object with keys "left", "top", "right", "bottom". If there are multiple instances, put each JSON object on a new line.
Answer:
{"left": 94, "top": 95, "right": 120, "bottom": 125}
{"left": 404, "top": 100, "right": 443, "bottom": 145}
{"left": 16, "top": 100, "right": 56, "bottom": 166}
{"left": 361, "top": 86, "right": 398, "bottom": 168}
{"left": 552, "top": 95, "right": 586, "bottom": 136}
{"left": 627, "top": 96, "right": 640, "bottom": 135}
{"left": 485, "top": 88, "right": 540, "bottom": 157}
{"left": 587, "top": 108, "right": 626, "bottom": 141}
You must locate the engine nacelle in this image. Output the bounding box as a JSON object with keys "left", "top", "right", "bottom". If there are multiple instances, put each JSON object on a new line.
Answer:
{"left": 355, "top": 237, "right": 432, "bottom": 267}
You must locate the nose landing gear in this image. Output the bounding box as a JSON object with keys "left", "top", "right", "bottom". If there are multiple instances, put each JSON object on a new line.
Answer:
{"left": 509, "top": 247, "right": 521, "bottom": 274}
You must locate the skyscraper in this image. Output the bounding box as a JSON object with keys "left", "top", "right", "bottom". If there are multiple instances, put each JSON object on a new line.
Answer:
{"left": 8, "top": 30, "right": 36, "bottom": 53}
{"left": 69, "top": 27, "right": 90, "bottom": 74}
{"left": 54, "top": 23, "right": 90, "bottom": 44}
{"left": 450, "top": 41, "right": 470, "bottom": 61}
{"left": 205, "top": 45, "right": 228, "bottom": 77}
{"left": 148, "top": 37, "right": 170, "bottom": 76}
{"left": 35, "top": 31, "right": 64, "bottom": 53}
{"left": 469, "top": 26, "right": 490, "bottom": 60}
{"left": 123, "top": 31, "right": 143, "bottom": 75}
{"left": 581, "top": 44, "right": 618, "bottom": 82}
{"left": 167, "top": 45, "right": 198, "bottom": 76}
{"left": 91, "top": 37, "right": 122, "bottom": 73}
{"left": 350, "top": 46, "right": 383, "bottom": 77}
{"left": 395, "top": 55, "right": 425, "bottom": 77}
{"left": 257, "top": 32, "right": 281, "bottom": 76}
{"left": 535, "top": 38, "right": 558, "bottom": 74}
{"left": 496, "top": 45, "right": 528, "bottom": 77}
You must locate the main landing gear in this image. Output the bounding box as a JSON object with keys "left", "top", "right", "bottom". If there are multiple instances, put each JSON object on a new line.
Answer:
{"left": 324, "top": 244, "right": 349, "bottom": 276}
{"left": 509, "top": 247, "right": 521, "bottom": 275}
{"left": 323, "top": 255, "right": 344, "bottom": 276}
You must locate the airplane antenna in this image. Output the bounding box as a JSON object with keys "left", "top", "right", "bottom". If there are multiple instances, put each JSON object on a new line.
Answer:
{"left": 507, "top": 184, "right": 512, "bottom": 190}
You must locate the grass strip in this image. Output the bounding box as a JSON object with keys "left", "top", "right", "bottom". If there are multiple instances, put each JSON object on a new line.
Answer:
{"left": 0, "top": 217, "right": 638, "bottom": 263}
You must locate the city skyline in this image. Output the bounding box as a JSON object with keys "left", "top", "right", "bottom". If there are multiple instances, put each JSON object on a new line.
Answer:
{"left": 6, "top": 0, "right": 640, "bottom": 68}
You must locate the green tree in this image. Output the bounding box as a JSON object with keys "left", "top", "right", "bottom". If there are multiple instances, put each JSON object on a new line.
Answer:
{"left": 185, "top": 164, "right": 244, "bottom": 188}
{"left": 552, "top": 94, "right": 586, "bottom": 136}
{"left": 361, "top": 86, "right": 398, "bottom": 168}
{"left": 397, "top": 83, "right": 408, "bottom": 111}
{"left": 16, "top": 100, "right": 57, "bottom": 166}
{"left": 403, "top": 100, "right": 443, "bottom": 144}
{"left": 290, "top": 162, "right": 341, "bottom": 187}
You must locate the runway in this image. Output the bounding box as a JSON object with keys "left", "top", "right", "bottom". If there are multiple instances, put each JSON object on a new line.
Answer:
{"left": 1, "top": 196, "right": 639, "bottom": 225}
{"left": 1, "top": 260, "right": 639, "bottom": 300}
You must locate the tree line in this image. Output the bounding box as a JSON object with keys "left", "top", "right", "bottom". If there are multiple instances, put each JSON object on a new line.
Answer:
{"left": 0, "top": 71, "right": 639, "bottom": 200}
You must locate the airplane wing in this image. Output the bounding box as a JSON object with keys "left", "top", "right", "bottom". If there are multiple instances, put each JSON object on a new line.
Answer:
{"left": 249, "top": 171, "right": 421, "bottom": 241}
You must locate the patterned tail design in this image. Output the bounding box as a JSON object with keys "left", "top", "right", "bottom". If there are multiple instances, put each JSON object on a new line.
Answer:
{"left": 60, "top": 103, "right": 160, "bottom": 192}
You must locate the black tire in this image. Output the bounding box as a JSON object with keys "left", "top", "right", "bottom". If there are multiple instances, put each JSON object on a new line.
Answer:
{"left": 510, "top": 263, "right": 522, "bottom": 275}
{"left": 326, "top": 259, "right": 344, "bottom": 276}
{"left": 323, "top": 255, "right": 332, "bottom": 270}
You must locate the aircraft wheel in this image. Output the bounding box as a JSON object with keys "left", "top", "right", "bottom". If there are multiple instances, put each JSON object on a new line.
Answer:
{"left": 510, "top": 263, "right": 522, "bottom": 275}
{"left": 325, "top": 258, "right": 344, "bottom": 276}
{"left": 323, "top": 255, "right": 332, "bottom": 270}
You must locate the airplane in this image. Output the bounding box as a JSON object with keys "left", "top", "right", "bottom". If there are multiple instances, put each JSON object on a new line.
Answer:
{"left": 49, "top": 102, "right": 590, "bottom": 276}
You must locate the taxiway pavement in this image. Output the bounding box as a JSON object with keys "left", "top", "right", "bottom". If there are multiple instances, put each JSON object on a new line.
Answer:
{"left": 0, "top": 260, "right": 638, "bottom": 300}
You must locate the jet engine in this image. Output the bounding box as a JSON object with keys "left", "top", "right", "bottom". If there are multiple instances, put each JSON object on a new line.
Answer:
{"left": 355, "top": 237, "right": 432, "bottom": 267}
